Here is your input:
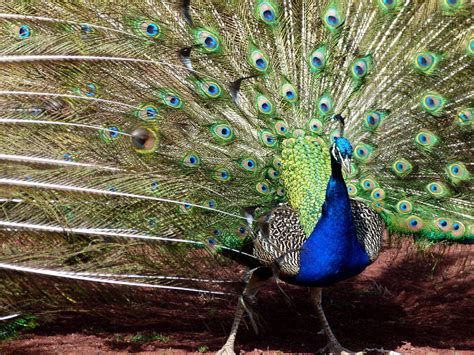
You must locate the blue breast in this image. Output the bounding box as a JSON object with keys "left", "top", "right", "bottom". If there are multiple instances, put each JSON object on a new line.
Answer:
{"left": 294, "top": 161, "right": 370, "bottom": 287}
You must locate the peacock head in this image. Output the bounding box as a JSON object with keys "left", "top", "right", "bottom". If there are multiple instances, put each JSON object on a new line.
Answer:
{"left": 331, "top": 137, "right": 353, "bottom": 173}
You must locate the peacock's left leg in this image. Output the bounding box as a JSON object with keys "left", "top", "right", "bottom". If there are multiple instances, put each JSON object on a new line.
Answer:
{"left": 310, "top": 287, "right": 356, "bottom": 355}
{"left": 216, "top": 269, "right": 266, "bottom": 355}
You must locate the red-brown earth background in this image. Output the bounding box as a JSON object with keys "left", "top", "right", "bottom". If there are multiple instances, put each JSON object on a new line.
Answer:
{"left": 1, "top": 239, "right": 472, "bottom": 354}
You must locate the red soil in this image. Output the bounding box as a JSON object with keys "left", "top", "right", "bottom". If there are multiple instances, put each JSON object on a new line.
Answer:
{"left": 0, "top": 239, "right": 472, "bottom": 354}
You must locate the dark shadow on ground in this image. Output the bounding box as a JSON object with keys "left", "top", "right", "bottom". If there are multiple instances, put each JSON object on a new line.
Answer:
{"left": 0, "top": 239, "right": 472, "bottom": 354}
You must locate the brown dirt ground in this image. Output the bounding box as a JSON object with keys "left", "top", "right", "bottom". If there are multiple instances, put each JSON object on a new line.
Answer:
{"left": 0, "top": 239, "right": 473, "bottom": 354}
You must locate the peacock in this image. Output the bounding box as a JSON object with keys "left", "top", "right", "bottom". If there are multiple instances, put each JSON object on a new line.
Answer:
{"left": 0, "top": 0, "right": 472, "bottom": 353}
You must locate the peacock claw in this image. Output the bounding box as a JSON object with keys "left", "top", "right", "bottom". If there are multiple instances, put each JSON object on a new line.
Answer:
{"left": 216, "top": 344, "right": 236, "bottom": 355}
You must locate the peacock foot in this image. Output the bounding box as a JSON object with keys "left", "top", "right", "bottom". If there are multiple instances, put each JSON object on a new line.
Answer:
{"left": 318, "top": 342, "right": 359, "bottom": 355}
{"left": 216, "top": 344, "right": 236, "bottom": 355}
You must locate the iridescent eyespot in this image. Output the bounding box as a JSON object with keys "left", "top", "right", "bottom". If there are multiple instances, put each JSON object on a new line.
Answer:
{"left": 136, "top": 104, "right": 159, "bottom": 121}
{"left": 100, "top": 126, "right": 121, "bottom": 142}
{"left": 212, "top": 167, "right": 231, "bottom": 182}
{"left": 273, "top": 157, "right": 282, "bottom": 169}
{"left": 199, "top": 80, "right": 222, "bottom": 98}
{"left": 441, "top": 0, "right": 465, "bottom": 11}
{"left": 391, "top": 158, "right": 413, "bottom": 177}
{"left": 378, "top": 0, "right": 399, "bottom": 10}
{"left": 80, "top": 24, "right": 93, "bottom": 33}
{"left": 456, "top": 108, "right": 472, "bottom": 126}
{"left": 371, "top": 201, "right": 385, "bottom": 212}
{"left": 239, "top": 157, "right": 258, "bottom": 172}
{"left": 274, "top": 121, "right": 289, "bottom": 137}
{"left": 434, "top": 218, "right": 452, "bottom": 233}
{"left": 131, "top": 127, "right": 158, "bottom": 153}
{"left": 420, "top": 92, "right": 446, "bottom": 116}
{"left": 363, "top": 111, "right": 385, "bottom": 131}
{"left": 63, "top": 153, "right": 73, "bottom": 162}
{"left": 237, "top": 226, "right": 249, "bottom": 237}
{"left": 151, "top": 181, "right": 159, "bottom": 191}
{"left": 249, "top": 44, "right": 269, "bottom": 72}
{"left": 426, "top": 182, "right": 449, "bottom": 198}
{"left": 162, "top": 93, "right": 182, "bottom": 108}
{"left": 310, "top": 45, "right": 327, "bottom": 72}
{"left": 354, "top": 143, "right": 374, "bottom": 161}
{"left": 147, "top": 217, "right": 157, "bottom": 228}
{"left": 18, "top": 25, "right": 31, "bottom": 39}
{"left": 414, "top": 130, "right": 439, "bottom": 151}
{"left": 256, "top": 95, "right": 274, "bottom": 115}
{"left": 206, "top": 199, "right": 217, "bottom": 209}
{"left": 308, "top": 118, "right": 324, "bottom": 135}
{"left": 396, "top": 200, "right": 413, "bottom": 214}
{"left": 259, "top": 130, "right": 278, "bottom": 148}
{"left": 371, "top": 188, "right": 385, "bottom": 201}
{"left": 406, "top": 215, "right": 424, "bottom": 231}
{"left": 316, "top": 93, "right": 333, "bottom": 116}
{"left": 361, "top": 177, "right": 377, "bottom": 190}
{"left": 182, "top": 152, "right": 201, "bottom": 168}
{"left": 209, "top": 122, "right": 235, "bottom": 144}
{"left": 180, "top": 200, "right": 193, "bottom": 212}
{"left": 323, "top": 4, "right": 343, "bottom": 31}
{"left": 280, "top": 82, "right": 298, "bottom": 103}
{"left": 266, "top": 167, "right": 280, "bottom": 180}
{"left": 79, "top": 83, "right": 97, "bottom": 97}
{"left": 347, "top": 183, "right": 358, "bottom": 196}
{"left": 256, "top": 181, "right": 271, "bottom": 194}
{"left": 351, "top": 56, "right": 372, "bottom": 79}
{"left": 276, "top": 186, "right": 285, "bottom": 197}
{"left": 414, "top": 51, "right": 441, "bottom": 74}
{"left": 446, "top": 162, "right": 469, "bottom": 184}
{"left": 194, "top": 28, "right": 220, "bottom": 53}
{"left": 256, "top": 1, "right": 279, "bottom": 24}
{"left": 451, "top": 221, "right": 465, "bottom": 238}
{"left": 139, "top": 22, "right": 161, "bottom": 38}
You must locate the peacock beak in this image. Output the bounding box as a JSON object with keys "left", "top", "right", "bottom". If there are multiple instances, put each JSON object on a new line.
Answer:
{"left": 342, "top": 157, "right": 352, "bottom": 174}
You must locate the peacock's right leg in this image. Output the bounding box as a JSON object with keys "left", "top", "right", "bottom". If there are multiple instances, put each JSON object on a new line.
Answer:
{"left": 310, "top": 287, "right": 356, "bottom": 355}
{"left": 216, "top": 269, "right": 267, "bottom": 355}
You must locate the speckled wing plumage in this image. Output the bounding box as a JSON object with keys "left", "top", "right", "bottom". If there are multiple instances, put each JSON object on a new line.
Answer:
{"left": 0, "top": 0, "right": 472, "bottom": 316}
{"left": 253, "top": 200, "right": 383, "bottom": 278}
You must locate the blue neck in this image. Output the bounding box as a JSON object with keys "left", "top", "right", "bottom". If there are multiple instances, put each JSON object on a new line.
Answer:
{"left": 294, "top": 155, "right": 370, "bottom": 287}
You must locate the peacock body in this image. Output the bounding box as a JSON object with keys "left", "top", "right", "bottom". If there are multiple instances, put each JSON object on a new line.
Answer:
{"left": 0, "top": 0, "right": 472, "bottom": 352}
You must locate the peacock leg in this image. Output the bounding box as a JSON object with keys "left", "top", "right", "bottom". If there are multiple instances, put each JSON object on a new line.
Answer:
{"left": 310, "top": 287, "right": 355, "bottom": 355}
{"left": 216, "top": 269, "right": 266, "bottom": 355}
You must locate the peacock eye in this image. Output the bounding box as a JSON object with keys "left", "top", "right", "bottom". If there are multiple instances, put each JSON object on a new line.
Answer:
{"left": 352, "top": 58, "right": 369, "bottom": 78}
{"left": 212, "top": 167, "right": 231, "bottom": 182}
{"left": 80, "top": 24, "right": 93, "bottom": 33}
{"left": 324, "top": 7, "right": 342, "bottom": 30}
{"left": 182, "top": 152, "right": 201, "bottom": 168}
{"left": 259, "top": 130, "right": 278, "bottom": 148}
{"left": 280, "top": 82, "right": 298, "bottom": 102}
{"left": 256, "top": 181, "right": 270, "bottom": 194}
{"left": 256, "top": 95, "right": 274, "bottom": 115}
{"left": 274, "top": 121, "right": 289, "bottom": 136}
{"left": 108, "top": 126, "right": 119, "bottom": 138}
{"left": 240, "top": 157, "right": 258, "bottom": 172}
{"left": 131, "top": 127, "right": 158, "bottom": 152}
{"left": 18, "top": 25, "right": 31, "bottom": 39}
{"left": 310, "top": 45, "right": 327, "bottom": 72}
{"left": 249, "top": 45, "right": 269, "bottom": 72}
{"left": 140, "top": 22, "right": 161, "bottom": 38}
{"left": 364, "top": 111, "right": 384, "bottom": 131}
{"left": 82, "top": 83, "right": 97, "bottom": 97}
{"left": 136, "top": 104, "right": 159, "bottom": 121}
{"left": 420, "top": 92, "right": 446, "bottom": 115}
{"left": 209, "top": 123, "right": 235, "bottom": 144}
{"left": 316, "top": 94, "right": 333, "bottom": 116}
